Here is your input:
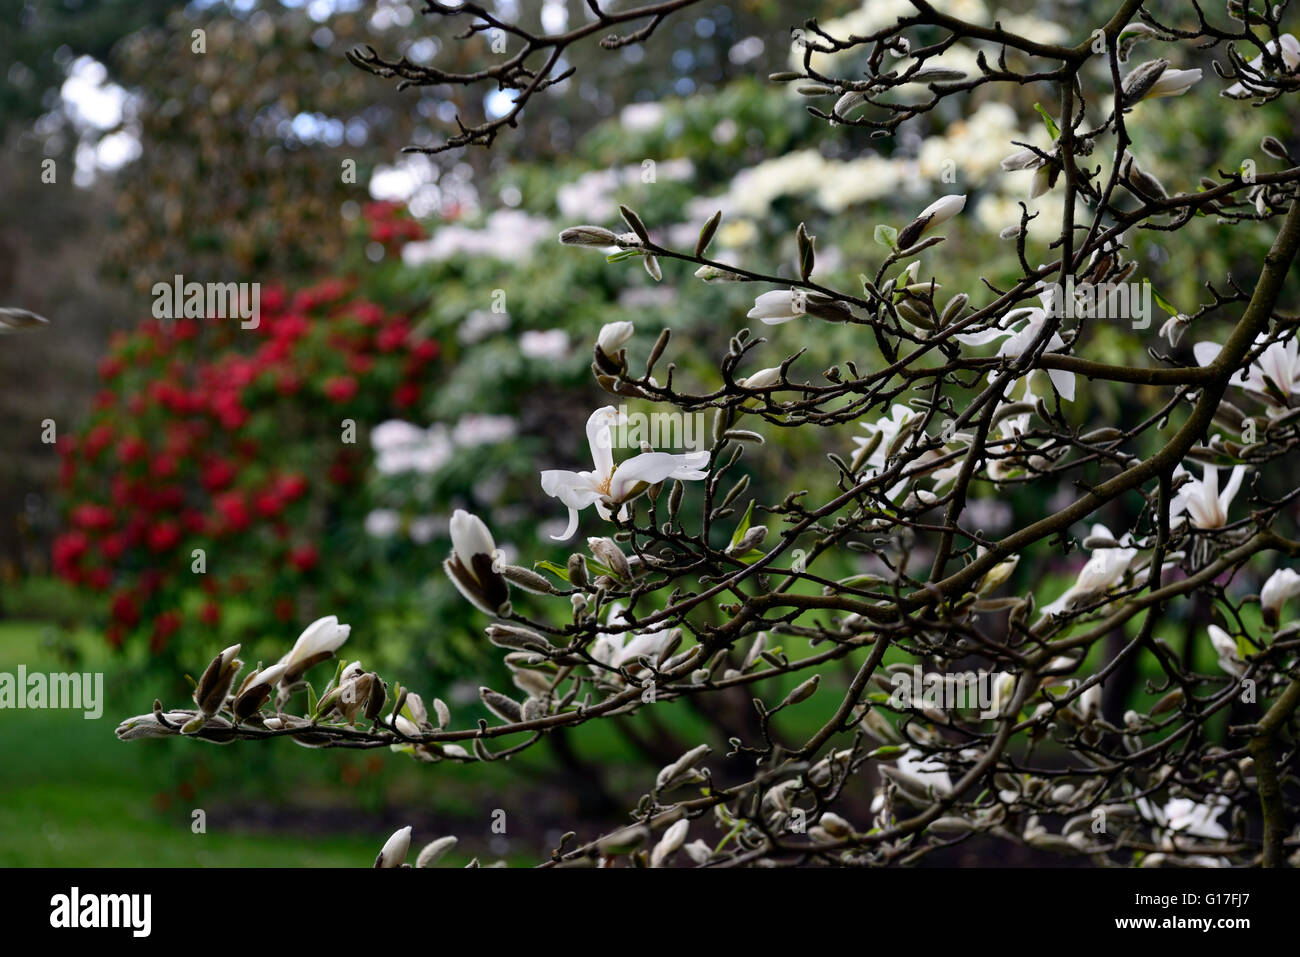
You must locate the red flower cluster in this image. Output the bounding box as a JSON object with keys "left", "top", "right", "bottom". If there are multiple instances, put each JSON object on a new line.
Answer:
{"left": 56, "top": 275, "right": 442, "bottom": 652}
{"left": 364, "top": 201, "right": 425, "bottom": 249}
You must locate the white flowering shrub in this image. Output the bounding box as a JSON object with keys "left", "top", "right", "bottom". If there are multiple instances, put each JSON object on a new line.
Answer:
{"left": 120, "top": 0, "right": 1300, "bottom": 867}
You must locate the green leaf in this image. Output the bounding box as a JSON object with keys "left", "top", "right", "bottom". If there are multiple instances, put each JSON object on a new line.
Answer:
{"left": 1033, "top": 102, "right": 1061, "bottom": 140}
{"left": 534, "top": 559, "right": 571, "bottom": 583}
{"left": 605, "top": 249, "right": 642, "bottom": 263}
{"left": 873, "top": 224, "right": 898, "bottom": 249}
{"left": 1151, "top": 286, "right": 1179, "bottom": 316}
{"left": 306, "top": 682, "right": 318, "bottom": 718}
{"left": 729, "top": 500, "right": 755, "bottom": 550}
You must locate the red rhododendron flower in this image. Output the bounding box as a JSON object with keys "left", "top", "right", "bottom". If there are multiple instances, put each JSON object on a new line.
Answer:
{"left": 118, "top": 436, "right": 148, "bottom": 465}
{"left": 394, "top": 382, "right": 421, "bottom": 408}
{"left": 52, "top": 531, "right": 90, "bottom": 576}
{"left": 214, "top": 491, "right": 250, "bottom": 532}
{"left": 323, "top": 375, "right": 359, "bottom": 402}
{"left": 71, "top": 504, "right": 115, "bottom": 531}
{"left": 201, "top": 458, "right": 238, "bottom": 491}
{"left": 288, "top": 544, "right": 319, "bottom": 572}
{"left": 146, "top": 521, "right": 182, "bottom": 553}
{"left": 110, "top": 591, "right": 141, "bottom": 627}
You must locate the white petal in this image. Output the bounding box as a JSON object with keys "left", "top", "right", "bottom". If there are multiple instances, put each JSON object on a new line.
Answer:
{"left": 609, "top": 451, "right": 710, "bottom": 498}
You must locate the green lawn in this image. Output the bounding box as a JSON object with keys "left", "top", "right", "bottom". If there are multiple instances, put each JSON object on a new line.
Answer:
{"left": 0, "top": 616, "right": 720, "bottom": 866}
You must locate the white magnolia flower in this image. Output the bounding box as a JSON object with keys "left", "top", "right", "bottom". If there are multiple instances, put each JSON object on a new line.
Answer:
{"left": 375, "top": 826, "right": 412, "bottom": 868}
{"left": 853, "top": 404, "right": 917, "bottom": 498}
{"left": 596, "top": 320, "right": 634, "bottom": 356}
{"left": 891, "top": 747, "right": 954, "bottom": 797}
{"left": 1207, "top": 624, "right": 1245, "bottom": 677}
{"left": 1164, "top": 797, "right": 1229, "bottom": 839}
{"left": 832, "top": 89, "right": 867, "bottom": 120}
{"left": 954, "top": 286, "right": 1075, "bottom": 401}
{"left": 1194, "top": 335, "right": 1300, "bottom": 416}
{"left": 649, "top": 819, "right": 690, "bottom": 867}
{"left": 1224, "top": 34, "right": 1300, "bottom": 96}
{"left": 278, "top": 615, "right": 351, "bottom": 684}
{"left": 416, "top": 836, "right": 458, "bottom": 868}
{"left": 914, "top": 193, "right": 967, "bottom": 231}
{"left": 450, "top": 508, "right": 496, "bottom": 563}
{"left": 540, "top": 406, "right": 709, "bottom": 540}
{"left": 897, "top": 194, "right": 967, "bottom": 248}
{"left": 1040, "top": 524, "right": 1138, "bottom": 618}
{"left": 737, "top": 366, "right": 783, "bottom": 390}
{"left": 1261, "top": 567, "right": 1300, "bottom": 626}
{"left": 593, "top": 603, "right": 675, "bottom": 672}
{"left": 747, "top": 289, "right": 804, "bottom": 324}
{"left": 1159, "top": 313, "right": 1190, "bottom": 347}
{"left": 1137, "top": 794, "right": 1230, "bottom": 841}
{"left": 444, "top": 509, "right": 510, "bottom": 615}
{"left": 1170, "top": 462, "right": 1247, "bottom": 529}
{"left": 1144, "top": 67, "right": 1202, "bottom": 99}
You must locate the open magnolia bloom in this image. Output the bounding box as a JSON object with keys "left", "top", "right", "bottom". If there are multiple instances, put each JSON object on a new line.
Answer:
{"left": 1223, "top": 33, "right": 1300, "bottom": 96}
{"left": 1261, "top": 567, "right": 1300, "bottom": 627}
{"left": 1169, "top": 462, "right": 1247, "bottom": 529}
{"left": 592, "top": 602, "right": 676, "bottom": 677}
{"left": 853, "top": 404, "right": 969, "bottom": 502}
{"left": 875, "top": 747, "right": 954, "bottom": 808}
{"left": 540, "top": 406, "right": 709, "bottom": 540}
{"left": 277, "top": 615, "right": 351, "bottom": 685}
{"left": 853, "top": 404, "right": 918, "bottom": 499}
{"left": 954, "top": 286, "right": 1075, "bottom": 401}
{"left": 1039, "top": 524, "right": 1138, "bottom": 619}
{"left": 1137, "top": 794, "right": 1230, "bottom": 841}
{"left": 1207, "top": 624, "right": 1246, "bottom": 677}
{"left": 1194, "top": 334, "right": 1300, "bottom": 416}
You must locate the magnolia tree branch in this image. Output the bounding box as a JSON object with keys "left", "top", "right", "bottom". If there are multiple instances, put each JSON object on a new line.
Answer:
{"left": 120, "top": 0, "right": 1300, "bottom": 868}
{"left": 347, "top": 0, "right": 703, "bottom": 154}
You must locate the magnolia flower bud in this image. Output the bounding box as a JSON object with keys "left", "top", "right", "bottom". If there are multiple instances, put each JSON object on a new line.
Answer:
{"left": 683, "top": 839, "right": 713, "bottom": 865}
{"left": 193, "top": 645, "right": 243, "bottom": 719}
{"left": 896, "top": 194, "right": 966, "bottom": 249}
{"left": 1144, "top": 67, "right": 1201, "bottom": 99}
{"left": 727, "top": 526, "right": 768, "bottom": 555}
{"left": 656, "top": 744, "right": 711, "bottom": 791}
{"left": 595, "top": 319, "right": 634, "bottom": 355}
{"left": 737, "top": 366, "right": 783, "bottom": 390}
{"left": 444, "top": 509, "right": 510, "bottom": 616}
{"left": 779, "top": 674, "right": 820, "bottom": 709}
{"left": 116, "top": 711, "right": 194, "bottom": 740}
{"left": 0, "top": 307, "right": 49, "bottom": 332}
{"left": 375, "top": 826, "right": 412, "bottom": 867}
{"left": 567, "top": 554, "right": 590, "bottom": 589}
{"left": 416, "top": 836, "right": 458, "bottom": 868}
{"left": 694, "top": 264, "right": 745, "bottom": 282}
{"left": 1121, "top": 58, "right": 1170, "bottom": 103}
{"left": 558, "top": 226, "right": 619, "bottom": 247}
{"left": 279, "top": 615, "right": 351, "bottom": 685}
{"left": 231, "top": 661, "right": 288, "bottom": 721}
{"left": 649, "top": 819, "right": 690, "bottom": 867}
{"left": 818, "top": 812, "right": 853, "bottom": 838}
{"left": 587, "top": 536, "right": 631, "bottom": 580}
{"left": 486, "top": 623, "right": 554, "bottom": 655}
{"left": 1260, "top": 568, "right": 1300, "bottom": 628}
